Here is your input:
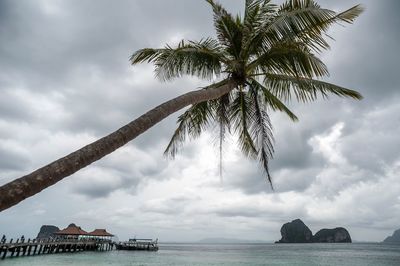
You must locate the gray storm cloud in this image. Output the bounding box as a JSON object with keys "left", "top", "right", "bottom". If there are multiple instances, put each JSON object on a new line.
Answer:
{"left": 0, "top": 0, "right": 399, "bottom": 242}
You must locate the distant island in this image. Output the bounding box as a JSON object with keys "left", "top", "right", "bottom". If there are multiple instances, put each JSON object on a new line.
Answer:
{"left": 37, "top": 225, "right": 60, "bottom": 239}
{"left": 383, "top": 229, "right": 400, "bottom": 244}
{"left": 275, "top": 219, "right": 352, "bottom": 243}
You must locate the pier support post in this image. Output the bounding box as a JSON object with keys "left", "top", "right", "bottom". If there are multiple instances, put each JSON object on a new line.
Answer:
{"left": 38, "top": 243, "right": 43, "bottom": 255}
{"left": 33, "top": 240, "right": 38, "bottom": 255}
{"left": 27, "top": 239, "right": 32, "bottom": 255}
{"left": 1, "top": 248, "right": 6, "bottom": 260}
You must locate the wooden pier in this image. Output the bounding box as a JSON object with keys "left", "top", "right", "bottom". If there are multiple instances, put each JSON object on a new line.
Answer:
{"left": 0, "top": 236, "right": 113, "bottom": 260}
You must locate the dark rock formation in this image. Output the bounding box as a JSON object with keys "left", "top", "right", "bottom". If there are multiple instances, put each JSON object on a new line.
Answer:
{"left": 276, "top": 219, "right": 352, "bottom": 244}
{"left": 276, "top": 219, "right": 313, "bottom": 243}
{"left": 383, "top": 229, "right": 400, "bottom": 244}
{"left": 36, "top": 225, "right": 59, "bottom": 239}
{"left": 313, "top": 228, "right": 352, "bottom": 243}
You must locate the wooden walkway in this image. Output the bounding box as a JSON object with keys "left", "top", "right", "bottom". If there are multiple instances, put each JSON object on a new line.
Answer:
{"left": 0, "top": 237, "right": 113, "bottom": 260}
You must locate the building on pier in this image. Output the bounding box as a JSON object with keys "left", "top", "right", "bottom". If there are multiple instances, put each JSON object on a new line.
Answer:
{"left": 54, "top": 224, "right": 114, "bottom": 241}
{"left": 87, "top": 229, "right": 114, "bottom": 241}
{"left": 54, "top": 223, "right": 88, "bottom": 240}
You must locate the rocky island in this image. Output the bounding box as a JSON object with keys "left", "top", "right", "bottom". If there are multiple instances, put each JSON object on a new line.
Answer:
{"left": 313, "top": 228, "right": 352, "bottom": 243}
{"left": 276, "top": 219, "right": 352, "bottom": 243}
{"left": 276, "top": 219, "right": 313, "bottom": 243}
{"left": 36, "top": 225, "right": 60, "bottom": 239}
{"left": 383, "top": 229, "right": 400, "bottom": 244}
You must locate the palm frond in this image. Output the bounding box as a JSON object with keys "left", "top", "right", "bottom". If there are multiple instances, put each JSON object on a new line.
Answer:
{"left": 248, "top": 78, "right": 298, "bottom": 121}
{"left": 248, "top": 41, "right": 328, "bottom": 78}
{"left": 215, "top": 92, "right": 231, "bottom": 130}
{"left": 257, "top": 1, "right": 364, "bottom": 52}
{"left": 286, "top": 3, "right": 365, "bottom": 52}
{"left": 130, "top": 38, "right": 224, "bottom": 81}
{"left": 248, "top": 86, "right": 274, "bottom": 187}
{"left": 241, "top": 0, "right": 277, "bottom": 58}
{"left": 263, "top": 73, "right": 363, "bottom": 102}
{"left": 215, "top": 93, "right": 231, "bottom": 179}
{"left": 130, "top": 48, "right": 164, "bottom": 64}
{"left": 230, "top": 89, "right": 258, "bottom": 159}
{"left": 164, "top": 101, "right": 215, "bottom": 158}
{"left": 205, "top": 0, "right": 243, "bottom": 59}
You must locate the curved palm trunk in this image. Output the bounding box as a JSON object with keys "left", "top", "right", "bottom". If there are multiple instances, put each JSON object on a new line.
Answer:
{"left": 0, "top": 79, "right": 238, "bottom": 212}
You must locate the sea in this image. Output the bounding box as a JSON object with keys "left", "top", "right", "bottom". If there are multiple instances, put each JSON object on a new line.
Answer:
{"left": 2, "top": 243, "right": 400, "bottom": 265}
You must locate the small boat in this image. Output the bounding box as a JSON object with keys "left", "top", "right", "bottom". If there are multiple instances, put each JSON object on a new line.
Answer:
{"left": 115, "top": 238, "right": 159, "bottom": 251}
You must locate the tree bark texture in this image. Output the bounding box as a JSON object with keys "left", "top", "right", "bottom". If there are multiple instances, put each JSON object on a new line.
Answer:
{"left": 0, "top": 79, "right": 238, "bottom": 212}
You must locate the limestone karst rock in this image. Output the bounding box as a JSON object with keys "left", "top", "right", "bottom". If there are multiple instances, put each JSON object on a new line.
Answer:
{"left": 383, "top": 229, "right": 400, "bottom": 244}
{"left": 36, "top": 225, "right": 60, "bottom": 239}
{"left": 276, "top": 219, "right": 313, "bottom": 243}
{"left": 313, "top": 228, "right": 352, "bottom": 243}
{"left": 276, "top": 219, "right": 352, "bottom": 244}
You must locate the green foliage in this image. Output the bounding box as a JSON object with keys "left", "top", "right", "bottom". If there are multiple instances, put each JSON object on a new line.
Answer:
{"left": 131, "top": 0, "right": 364, "bottom": 188}
{"left": 130, "top": 38, "right": 224, "bottom": 81}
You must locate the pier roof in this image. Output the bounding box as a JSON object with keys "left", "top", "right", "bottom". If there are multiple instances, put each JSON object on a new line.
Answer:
{"left": 88, "top": 229, "right": 114, "bottom": 237}
{"left": 55, "top": 223, "right": 88, "bottom": 236}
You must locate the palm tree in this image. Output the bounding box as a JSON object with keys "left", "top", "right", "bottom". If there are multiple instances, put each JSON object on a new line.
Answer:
{"left": 0, "top": 0, "right": 363, "bottom": 212}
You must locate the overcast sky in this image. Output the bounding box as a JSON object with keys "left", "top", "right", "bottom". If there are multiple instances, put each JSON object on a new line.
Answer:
{"left": 0, "top": 0, "right": 399, "bottom": 242}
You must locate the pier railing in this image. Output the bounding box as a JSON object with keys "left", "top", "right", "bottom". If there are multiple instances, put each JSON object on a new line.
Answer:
{"left": 0, "top": 236, "right": 113, "bottom": 260}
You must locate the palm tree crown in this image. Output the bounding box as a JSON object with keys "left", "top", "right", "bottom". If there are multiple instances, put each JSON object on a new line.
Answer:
{"left": 130, "top": 0, "right": 363, "bottom": 187}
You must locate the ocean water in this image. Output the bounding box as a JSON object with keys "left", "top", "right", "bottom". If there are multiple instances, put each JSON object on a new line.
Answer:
{"left": 2, "top": 243, "right": 400, "bottom": 265}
